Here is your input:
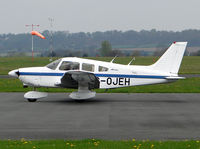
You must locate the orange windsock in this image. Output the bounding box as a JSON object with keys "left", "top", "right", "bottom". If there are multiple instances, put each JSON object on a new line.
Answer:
{"left": 31, "top": 31, "right": 45, "bottom": 39}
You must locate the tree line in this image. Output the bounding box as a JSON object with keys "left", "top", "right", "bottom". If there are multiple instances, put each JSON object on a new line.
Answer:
{"left": 1, "top": 29, "right": 200, "bottom": 56}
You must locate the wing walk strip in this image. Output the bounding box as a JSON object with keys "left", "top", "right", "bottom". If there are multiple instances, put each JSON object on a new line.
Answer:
{"left": 19, "top": 72, "right": 168, "bottom": 79}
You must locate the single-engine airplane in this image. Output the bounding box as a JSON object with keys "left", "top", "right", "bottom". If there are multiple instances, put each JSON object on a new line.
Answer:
{"left": 9, "top": 42, "right": 187, "bottom": 102}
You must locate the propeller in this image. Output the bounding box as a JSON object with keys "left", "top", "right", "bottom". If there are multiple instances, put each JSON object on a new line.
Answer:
{"left": 8, "top": 69, "right": 20, "bottom": 78}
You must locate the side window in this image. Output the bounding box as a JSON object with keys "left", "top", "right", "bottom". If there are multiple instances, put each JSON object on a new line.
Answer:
{"left": 82, "top": 63, "right": 95, "bottom": 72}
{"left": 59, "top": 61, "right": 79, "bottom": 71}
{"left": 99, "top": 66, "right": 108, "bottom": 72}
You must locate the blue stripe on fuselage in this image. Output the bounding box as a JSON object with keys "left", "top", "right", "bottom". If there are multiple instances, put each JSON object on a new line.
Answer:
{"left": 19, "top": 72, "right": 64, "bottom": 76}
{"left": 95, "top": 74, "right": 166, "bottom": 79}
{"left": 19, "top": 72, "right": 167, "bottom": 79}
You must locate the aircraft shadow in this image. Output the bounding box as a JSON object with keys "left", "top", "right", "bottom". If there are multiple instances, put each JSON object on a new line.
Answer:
{"left": 40, "top": 98, "right": 188, "bottom": 105}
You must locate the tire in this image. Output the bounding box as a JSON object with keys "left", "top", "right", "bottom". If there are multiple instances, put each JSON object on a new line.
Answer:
{"left": 27, "top": 99, "right": 37, "bottom": 102}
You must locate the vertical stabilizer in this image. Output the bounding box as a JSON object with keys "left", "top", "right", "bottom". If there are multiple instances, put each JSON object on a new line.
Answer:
{"left": 151, "top": 42, "right": 187, "bottom": 74}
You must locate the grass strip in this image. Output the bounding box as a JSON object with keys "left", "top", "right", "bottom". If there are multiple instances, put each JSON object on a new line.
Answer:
{"left": 0, "top": 139, "right": 200, "bottom": 149}
{"left": 0, "top": 77, "right": 200, "bottom": 93}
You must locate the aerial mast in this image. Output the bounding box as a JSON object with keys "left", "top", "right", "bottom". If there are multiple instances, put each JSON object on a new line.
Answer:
{"left": 48, "top": 18, "right": 54, "bottom": 61}
{"left": 25, "top": 24, "right": 40, "bottom": 61}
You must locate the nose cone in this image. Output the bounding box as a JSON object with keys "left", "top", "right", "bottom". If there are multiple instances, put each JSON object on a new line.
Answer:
{"left": 8, "top": 69, "right": 19, "bottom": 78}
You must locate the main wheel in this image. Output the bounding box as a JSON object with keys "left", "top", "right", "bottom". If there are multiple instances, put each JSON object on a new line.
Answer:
{"left": 27, "top": 99, "right": 37, "bottom": 102}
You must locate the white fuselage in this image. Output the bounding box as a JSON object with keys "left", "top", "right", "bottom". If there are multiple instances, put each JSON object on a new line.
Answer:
{"left": 16, "top": 57, "right": 173, "bottom": 89}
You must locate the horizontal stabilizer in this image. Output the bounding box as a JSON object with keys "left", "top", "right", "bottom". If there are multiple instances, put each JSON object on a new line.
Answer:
{"left": 165, "top": 76, "right": 185, "bottom": 80}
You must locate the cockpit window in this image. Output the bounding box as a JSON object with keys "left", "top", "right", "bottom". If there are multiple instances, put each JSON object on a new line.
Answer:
{"left": 99, "top": 66, "right": 108, "bottom": 72}
{"left": 46, "top": 59, "right": 61, "bottom": 70}
{"left": 59, "top": 61, "right": 80, "bottom": 71}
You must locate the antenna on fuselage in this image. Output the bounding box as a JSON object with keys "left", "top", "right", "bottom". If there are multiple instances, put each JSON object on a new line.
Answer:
{"left": 110, "top": 55, "right": 117, "bottom": 63}
{"left": 128, "top": 57, "right": 135, "bottom": 65}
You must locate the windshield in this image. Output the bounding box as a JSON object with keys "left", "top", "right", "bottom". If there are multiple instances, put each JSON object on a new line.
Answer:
{"left": 46, "top": 59, "right": 61, "bottom": 70}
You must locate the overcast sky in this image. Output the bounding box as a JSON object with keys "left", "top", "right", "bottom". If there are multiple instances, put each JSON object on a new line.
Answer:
{"left": 0, "top": 0, "right": 199, "bottom": 34}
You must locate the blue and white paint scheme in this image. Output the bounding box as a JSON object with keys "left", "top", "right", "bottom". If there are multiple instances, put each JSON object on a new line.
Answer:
{"left": 9, "top": 42, "right": 187, "bottom": 101}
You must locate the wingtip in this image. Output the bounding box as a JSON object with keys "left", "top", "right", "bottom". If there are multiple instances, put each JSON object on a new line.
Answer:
{"left": 173, "top": 41, "right": 188, "bottom": 45}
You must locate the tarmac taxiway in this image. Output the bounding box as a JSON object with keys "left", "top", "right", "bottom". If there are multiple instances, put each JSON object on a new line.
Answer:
{"left": 0, "top": 93, "right": 199, "bottom": 140}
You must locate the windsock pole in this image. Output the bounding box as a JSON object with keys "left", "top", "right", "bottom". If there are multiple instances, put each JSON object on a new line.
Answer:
{"left": 25, "top": 24, "right": 40, "bottom": 61}
{"left": 32, "top": 35, "right": 33, "bottom": 61}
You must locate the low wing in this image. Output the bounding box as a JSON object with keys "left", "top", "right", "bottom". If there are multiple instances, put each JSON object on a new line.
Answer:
{"left": 57, "top": 71, "right": 100, "bottom": 90}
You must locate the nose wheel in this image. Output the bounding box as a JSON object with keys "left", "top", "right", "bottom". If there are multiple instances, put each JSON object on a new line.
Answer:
{"left": 27, "top": 99, "right": 37, "bottom": 102}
